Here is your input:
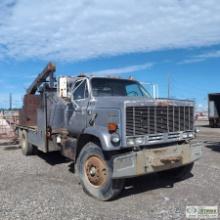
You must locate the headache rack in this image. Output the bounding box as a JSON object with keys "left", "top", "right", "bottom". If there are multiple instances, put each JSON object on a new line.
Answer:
{"left": 126, "top": 105, "right": 194, "bottom": 137}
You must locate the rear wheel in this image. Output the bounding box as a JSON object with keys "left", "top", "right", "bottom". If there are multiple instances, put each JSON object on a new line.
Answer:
{"left": 209, "top": 119, "right": 215, "bottom": 128}
{"left": 160, "top": 163, "right": 194, "bottom": 181}
{"left": 19, "top": 130, "right": 34, "bottom": 156}
{"left": 76, "top": 142, "right": 124, "bottom": 201}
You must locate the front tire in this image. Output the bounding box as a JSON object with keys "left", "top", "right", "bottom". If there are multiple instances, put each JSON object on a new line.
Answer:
{"left": 19, "top": 130, "right": 34, "bottom": 156}
{"left": 76, "top": 142, "right": 124, "bottom": 201}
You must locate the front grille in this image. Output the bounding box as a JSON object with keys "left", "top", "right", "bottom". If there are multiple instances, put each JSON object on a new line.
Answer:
{"left": 126, "top": 105, "right": 194, "bottom": 136}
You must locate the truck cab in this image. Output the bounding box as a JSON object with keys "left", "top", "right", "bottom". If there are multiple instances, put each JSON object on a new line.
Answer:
{"left": 17, "top": 63, "right": 202, "bottom": 200}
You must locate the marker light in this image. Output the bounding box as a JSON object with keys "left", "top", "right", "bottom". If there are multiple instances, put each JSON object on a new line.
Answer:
{"left": 108, "top": 123, "right": 118, "bottom": 133}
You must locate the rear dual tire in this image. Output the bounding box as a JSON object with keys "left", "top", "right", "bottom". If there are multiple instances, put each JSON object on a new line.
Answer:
{"left": 209, "top": 119, "right": 219, "bottom": 128}
{"left": 19, "top": 130, "right": 35, "bottom": 156}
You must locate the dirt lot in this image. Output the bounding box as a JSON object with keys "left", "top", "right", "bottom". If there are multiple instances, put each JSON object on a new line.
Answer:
{"left": 0, "top": 121, "right": 220, "bottom": 220}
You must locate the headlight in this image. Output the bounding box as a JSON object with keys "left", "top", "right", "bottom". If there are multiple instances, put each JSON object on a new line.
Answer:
{"left": 111, "top": 133, "right": 120, "bottom": 145}
{"left": 188, "top": 133, "right": 194, "bottom": 138}
{"left": 135, "top": 137, "right": 145, "bottom": 145}
{"left": 127, "top": 138, "right": 135, "bottom": 146}
{"left": 182, "top": 132, "right": 194, "bottom": 139}
{"left": 194, "top": 128, "right": 200, "bottom": 133}
{"left": 182, "top": 133, "right": 188, "bottom": 139}
{"left": 127, "top": 137, "right": 145, "bottom": 146}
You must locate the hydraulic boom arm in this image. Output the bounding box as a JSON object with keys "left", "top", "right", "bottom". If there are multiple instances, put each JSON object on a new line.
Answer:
{"left": 26, "top": 62, "right": 56, "bottom": 95}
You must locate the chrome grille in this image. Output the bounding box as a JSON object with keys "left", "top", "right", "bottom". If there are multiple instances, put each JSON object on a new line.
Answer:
{"left": 126, "top": 105, "right": 194, "bottom": 136}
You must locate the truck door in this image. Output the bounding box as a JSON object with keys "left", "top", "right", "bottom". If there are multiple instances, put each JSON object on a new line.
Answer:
{"left": 67, "top": 79, "right": 89, "bottom": 135}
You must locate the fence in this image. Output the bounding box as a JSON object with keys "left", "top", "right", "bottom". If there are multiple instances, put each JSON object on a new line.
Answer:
{"left": 0, "top": 110, "right": 19, "bottom": 139}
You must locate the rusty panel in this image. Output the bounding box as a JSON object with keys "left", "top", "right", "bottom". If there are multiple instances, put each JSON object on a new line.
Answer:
{"left": 19, "top": 94, "right": 41, "bottom": 127}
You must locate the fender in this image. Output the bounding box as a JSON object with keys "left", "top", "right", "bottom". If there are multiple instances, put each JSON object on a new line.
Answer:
{"left": 82, "top": 126, "right": 120, "bottom": 151}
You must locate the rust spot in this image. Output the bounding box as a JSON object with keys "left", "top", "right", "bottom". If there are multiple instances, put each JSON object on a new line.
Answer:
{"left": 19, "top": 94, "right": 41, "bottom": 127}
{"left": 160, "top": 156, "right": 182, "bottom": 164}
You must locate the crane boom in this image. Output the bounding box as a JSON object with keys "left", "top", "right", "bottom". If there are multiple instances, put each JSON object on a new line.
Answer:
{"left": 26, "top": 62, "right": 56, "bottom": 95}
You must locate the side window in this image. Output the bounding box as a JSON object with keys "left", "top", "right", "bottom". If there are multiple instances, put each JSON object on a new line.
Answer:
{"left": 73, "top": 80, "right": 89, "bottom": 100}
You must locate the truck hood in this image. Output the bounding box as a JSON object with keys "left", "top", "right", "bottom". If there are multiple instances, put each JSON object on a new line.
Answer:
{"left": 93, "top": 96, "right": 194, "bottom": 108}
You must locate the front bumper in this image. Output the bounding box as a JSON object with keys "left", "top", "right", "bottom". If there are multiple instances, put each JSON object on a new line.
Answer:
{"left": 112, "top": 142, "right": 202, "bottom": 179}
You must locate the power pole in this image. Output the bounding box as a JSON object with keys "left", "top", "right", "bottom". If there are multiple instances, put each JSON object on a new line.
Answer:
{"left": 9, "top": 93, "right": 12, "bottom": 110}
{"left": 152, "top": 84, "right": 156, "bottom": 98}
{"left": 168, "top": 74, "right": 171, "bottom": 99}
{"left": 152, "top": 84, "right": 159, "bottom": 98}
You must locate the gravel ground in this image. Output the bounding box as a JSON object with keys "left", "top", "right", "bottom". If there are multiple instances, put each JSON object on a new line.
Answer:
{"left": 0, "top": 121, "right": 220, "bottom": 220}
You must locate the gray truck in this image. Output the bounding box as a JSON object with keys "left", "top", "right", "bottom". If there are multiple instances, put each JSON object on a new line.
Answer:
{"left": 17, "top": 63, "right": 202, "bottom": 200}
{"left": 208, "top": 93, "right": 220, "bottom": 127}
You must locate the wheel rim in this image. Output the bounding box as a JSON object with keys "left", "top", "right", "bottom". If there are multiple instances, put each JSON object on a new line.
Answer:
{"left": 84, "top": 155, "right": 108, "bottom": 188}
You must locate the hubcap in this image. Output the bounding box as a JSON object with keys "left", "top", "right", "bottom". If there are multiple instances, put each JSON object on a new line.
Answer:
{"left": 84, "top": 156, "right": 108, "bottom": 187}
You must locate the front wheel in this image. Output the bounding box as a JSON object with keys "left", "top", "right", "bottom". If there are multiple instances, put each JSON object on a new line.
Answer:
{"left": 76, "top": 142, "right": 124, "bottom": 201}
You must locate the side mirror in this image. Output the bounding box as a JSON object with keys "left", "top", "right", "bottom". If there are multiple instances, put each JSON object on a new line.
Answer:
{"left": 72, "top": 101, "right": 80, "bottom": 111}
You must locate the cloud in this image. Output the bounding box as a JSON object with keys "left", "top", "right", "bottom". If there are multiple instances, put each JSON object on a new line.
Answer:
{"left": 197, "top": 103, "right": 208, "bottom": 112}
{"left": 196, "top": 50, "right": 220, "bottom": 59}
{"left": 179, "top": 50, "right": 220, "bottom": 64}
{"left": 0, "top": 0, "right": 220, "bottom": 61}
{"left": 89, "top": 62, "right": 153, "bottom": 75}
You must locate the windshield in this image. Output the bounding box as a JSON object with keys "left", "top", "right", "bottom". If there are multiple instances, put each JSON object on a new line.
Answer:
{"left": 91, "top": 78, "right": 151, "bottom": 97}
